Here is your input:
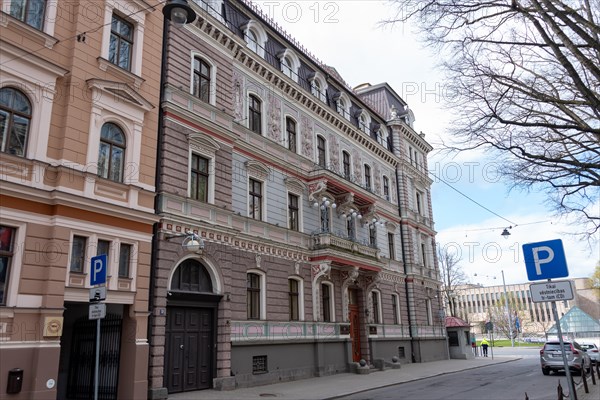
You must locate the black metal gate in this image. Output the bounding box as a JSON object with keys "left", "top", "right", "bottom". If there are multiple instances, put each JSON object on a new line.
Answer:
{"left": 66, "top": 313, "right": 122, "bottom": 400}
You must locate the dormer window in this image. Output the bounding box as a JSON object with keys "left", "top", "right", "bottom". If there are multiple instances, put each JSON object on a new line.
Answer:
{"left": 242, "top": 20, "right": 267, "bottom": 58}
{"left": 309, "top": 72, "right": 328, "bottom": 102}
{"left": 278, "top": 49, "right": 300, "bottom": 83}
{"left": 335, "top": 93, "right": 351, "bottom": 120}
{"left": 358, "top": 111, "right": 370, "bottom": 134}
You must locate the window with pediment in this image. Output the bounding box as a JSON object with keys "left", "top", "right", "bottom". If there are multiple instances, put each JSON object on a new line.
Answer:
{"left": 9, "top": 0, "right": 46, "bottom": 30}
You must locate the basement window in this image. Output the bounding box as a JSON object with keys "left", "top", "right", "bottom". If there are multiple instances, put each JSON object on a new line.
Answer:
{"left": 252, "top": 355, "right": 268, "bottom": 374}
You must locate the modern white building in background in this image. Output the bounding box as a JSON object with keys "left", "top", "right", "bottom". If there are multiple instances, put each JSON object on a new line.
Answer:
{"left": 452, "top": 277, "right": 599, "bottom": 335}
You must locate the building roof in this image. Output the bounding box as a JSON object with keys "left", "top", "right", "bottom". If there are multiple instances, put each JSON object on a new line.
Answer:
{"left": 445, "top": 316, "right": 471, "bottom": 328}
{"left": 546, "top": 306, "right": 600, "bottom": 334}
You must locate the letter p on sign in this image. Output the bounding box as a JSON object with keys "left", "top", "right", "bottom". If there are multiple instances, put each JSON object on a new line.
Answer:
{"left": 90, "top": 254, "right": 107, "bottom": 286}
{"left": 522, "top": 239, "right": 569, "bottom": 281}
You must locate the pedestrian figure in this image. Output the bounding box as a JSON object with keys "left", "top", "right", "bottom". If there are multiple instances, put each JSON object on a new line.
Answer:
{"left": 471, "top": 336, "right": 477, "bottom": 356}
{"left": 481, "top": 338, "right": 490, "bottom": 357}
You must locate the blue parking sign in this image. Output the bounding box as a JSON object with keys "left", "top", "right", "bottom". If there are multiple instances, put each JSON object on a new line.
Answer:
{"left": 522, "top": 239, "right": 569, "bottom": 281}
{"left": 90, "top": 254, "right": 107, "bottom": 286}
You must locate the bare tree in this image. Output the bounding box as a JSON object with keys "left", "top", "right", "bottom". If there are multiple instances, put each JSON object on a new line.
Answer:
{"left": 487, "top": 293, "right": 528, "bottom": 340}
{"left": 438, "top": 244, "right": 468, "bottom": 317}
{"left": 385, "top": 1, "right": 600, "bottom": 238}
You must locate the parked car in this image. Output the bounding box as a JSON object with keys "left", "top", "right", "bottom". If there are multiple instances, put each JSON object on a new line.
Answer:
{"left": 540, "top": 341, "right": 592, "bottom": 375}
{"left": 580, "top": 343, "right": 600, "bottom": 364}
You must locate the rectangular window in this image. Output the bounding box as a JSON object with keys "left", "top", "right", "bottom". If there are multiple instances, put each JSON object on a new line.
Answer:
{"left": 9, "top": 0, "right": 46, "bottom": 30}
{"left": 372, "top": 292, "right": 380, "bottom": 324}
{"left": 289, "top": 279, "right": 299, "bottom": 321}
{"left": 321, "top": 283, "right": 331, "bottom": 322}
{"left": 249, "top": 95, "right": 262, "bottom": 134}
{"left": 288, "top": 193, "right": 299, "bottom": 231}
{"left": 369, "top": 225, "right": 376, "bottom": 247}
{"left": 118, "top": 243, "right": 131, "bottom": 278}
{"left": 421, "top": 243, "right": 427, "bottom": 267}
{"left": 364, "top": 165, "right": 371, "bottom": 190}
{"left": 191, "top": 154, "right": 209, "bottom": 202}
{"left": 392, "top": 294, "right": 399, "bottom": 324}
{"left": 383, "top": 176, "right": 390, "bottom": 199}
{"left": 248, "top": 179, "right": 262, "bottom": 220}
{"left": 247, "top": 273, "right": 261, "bottom": 320}
{"left": 286, "top": 118, "right": 296, "bottom": 153}
{"left": 416, "top": 191, "right": 423, "bottom": 215}
{"left": 317, "top": 136, "right": 326, "bottom": 168}
{"left": 109, "top": 14, "right": 134, "bottom": 71}
{"left": 426, "top": 299, "right": 433, "bottom": 325}
{"left": 0, "top": 226, "right": 16, "bottom": 305}
{"left": 97, "top": 239, "right": 110, "bottom": 258}
{"left": 70, "top": 236, "right": 87, "bottom": 273}
{"left": 388, "top": 233, "right": 395, "bottom": 260}
{"left": 346, "top": 218, "right": 355, "bottom": 240}
{"left": 252, "top": 355, "right": 268, "bottom": 374}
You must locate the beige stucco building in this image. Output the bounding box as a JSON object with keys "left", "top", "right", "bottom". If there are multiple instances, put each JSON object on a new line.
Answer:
{"left": 452, "top": 277, "right": 597, "bottom": 336}
{"left": 0, "top": 1, "right": 163, "bottom": 398}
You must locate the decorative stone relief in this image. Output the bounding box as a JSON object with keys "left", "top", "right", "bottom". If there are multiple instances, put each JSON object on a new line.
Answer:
{"left": 311, "top": 262, "right": 331, "bottom": 321}
{"left": 232, "top": 71, "right": 244, "bottom": 122}
{"left": 341, "top": 267, "right": 360, "bottom": 322}
{"left": 294, "top": 262, "right": 300, "bottom": 276}
{"left": 374, "top": 163, "right": 382, "bottom": 194}
{"left": 267, "top": 92, "right": 281, "bottom": 142}
{"left": 390, "top": 178, "right": 397, "bottom": 203}
{"left": 307, "top": 180, "right": 327, "bottom": 202}
{"left": 300, "top": 113, "right": 314, "bottom": 158}
{"left": 329, "top": 134, "right": 340, "bottom": 173}
{"left": 255, "top": 254, "right": 262, "bottom": 269}
{"left": 352, "top": 149, "right": 362, "bottom": 183}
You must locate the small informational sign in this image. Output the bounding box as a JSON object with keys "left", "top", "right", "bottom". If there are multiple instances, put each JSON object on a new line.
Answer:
{"left": 529, "top": 280, "right": 574, "bottom": 303}
{"left": 89, "top": 303, "right": 106, "bottom": 320}
{"left": 89, "top": 286, "right": 107, "bottom": 302}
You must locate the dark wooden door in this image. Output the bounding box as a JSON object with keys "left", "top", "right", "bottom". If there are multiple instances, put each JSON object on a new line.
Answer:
{"left": 349, "top": 304, "right": 361, "bottom": 362}
{"left": 166, "top": 307, "right": 213, "bottom": 393}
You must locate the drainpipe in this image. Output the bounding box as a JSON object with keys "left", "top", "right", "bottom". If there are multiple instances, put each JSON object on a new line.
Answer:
{"left": 395, "top": 164, "right": 417, "bottom": 363}
{"left": 147, "top": 14, "right": 171, "bottom": 390}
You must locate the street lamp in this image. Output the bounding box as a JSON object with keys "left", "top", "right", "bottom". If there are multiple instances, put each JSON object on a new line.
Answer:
{"left": 163, "top": 0, "right": 197, "bottom": 27}
{"left": 312, "top": 197, "right": 336, "bottom": 233}
{"left": 165, "top": 231, "right": 205, "bottom": 253}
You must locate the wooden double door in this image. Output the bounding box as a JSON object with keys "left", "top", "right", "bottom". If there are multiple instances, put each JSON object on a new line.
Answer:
{"left": 165, "top": 307, "right": 214, "bottom": 393}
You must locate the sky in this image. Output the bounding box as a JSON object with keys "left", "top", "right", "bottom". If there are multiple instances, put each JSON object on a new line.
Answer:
{"left": 252, "top": 0, "right": 599, "bottom": 285}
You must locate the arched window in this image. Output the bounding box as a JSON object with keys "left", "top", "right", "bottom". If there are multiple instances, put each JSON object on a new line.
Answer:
{"left": 0, "top": 87, "right": 31, "bottom": 157}
{"left": 248, "top": 94, "right": 262, "bottom": 134}
{"left": 309, "top": 72, "right": 328, "bottom": 102}
{"left": 246, "top": 29, "right": 259, "bottom": 53}
{"left": 171, "top": 259, "right": 213, "bottom": 293}
{"left": 358, "top": 112, "right": 370, "bottom": 134}
{"left": 243, "top": 21, "right": 267, "bottom": 58}
{"left": 193, "top": 57, "right": 211, "bottom": 102}
{"left": 98, "top": 122, "right": 126, "bottom": 182}
{"left": 278, "top": 49, "right": 300, "bottom": 82}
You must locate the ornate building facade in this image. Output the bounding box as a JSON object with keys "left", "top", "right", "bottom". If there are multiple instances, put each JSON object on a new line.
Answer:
{"left": 149, "top": 0, "right": 445, "bottom": 398}
{"left": 0, "top": 1, "right": 163, "bottom": 398}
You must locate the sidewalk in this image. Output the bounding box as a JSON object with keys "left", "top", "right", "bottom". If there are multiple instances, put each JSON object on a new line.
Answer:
{"left": 168, "top": 356, "right": 519, "bottom": 400}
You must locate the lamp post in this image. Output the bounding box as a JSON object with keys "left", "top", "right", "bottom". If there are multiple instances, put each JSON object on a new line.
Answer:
{"left": 313, "top": 197, "right": 336, "bottom": 233}
{"left": 501, "top": 270, "right": 514, "bottom": 347}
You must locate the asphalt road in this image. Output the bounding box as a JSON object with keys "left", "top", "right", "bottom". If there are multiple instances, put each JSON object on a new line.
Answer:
{"left": 338, "top": 348, "right": 577, "bottom": 400}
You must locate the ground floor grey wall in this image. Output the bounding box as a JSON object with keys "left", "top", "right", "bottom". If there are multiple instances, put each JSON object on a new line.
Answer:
{"left": 230, "top": 340, "right": 350, "bottom": 388}
{"left": 414, "top": 339, "right": 448, "bottom": 362}
{"left": 369, "top": 338, "right": 413, "bottom": 365}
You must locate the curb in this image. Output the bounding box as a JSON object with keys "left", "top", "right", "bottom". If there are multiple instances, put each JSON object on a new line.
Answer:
{"left": 324, "top": 358, "right": 522, "bottom": 400}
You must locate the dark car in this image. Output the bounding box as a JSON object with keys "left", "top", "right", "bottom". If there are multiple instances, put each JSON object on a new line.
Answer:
{"left": 540, "top": 341, "right": 592, "bottom": 375}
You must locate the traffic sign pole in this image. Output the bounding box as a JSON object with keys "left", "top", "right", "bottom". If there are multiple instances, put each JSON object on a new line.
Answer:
{"left": 551, "top": 289, "right": 576, "bottom": 400}
{"left": 89, "top": 254, "right": 107, "bottom": 400}
{"left": 94, "top": 318, "right": 100, "bottom": 400}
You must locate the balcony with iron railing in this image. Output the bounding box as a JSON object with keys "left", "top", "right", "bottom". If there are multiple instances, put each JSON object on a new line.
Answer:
{"left": 311, "top": 229, "right": 380, "bottom": 260}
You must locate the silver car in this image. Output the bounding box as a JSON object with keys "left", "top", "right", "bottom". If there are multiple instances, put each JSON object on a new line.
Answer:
{"left": 540, "top": 341, "right": 592, "bottom": 375}
{"left": 580, "top": 343, "right": 599, "bottom": 364}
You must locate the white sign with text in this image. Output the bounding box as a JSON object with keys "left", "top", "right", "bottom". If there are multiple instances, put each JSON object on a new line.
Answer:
{"left": 529, "top": 280, "right": 574, "bottom": 303}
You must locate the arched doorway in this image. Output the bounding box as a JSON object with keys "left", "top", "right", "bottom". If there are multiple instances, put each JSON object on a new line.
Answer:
{"left": 165, "top": 259, "right": 221, "bottom": 393}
